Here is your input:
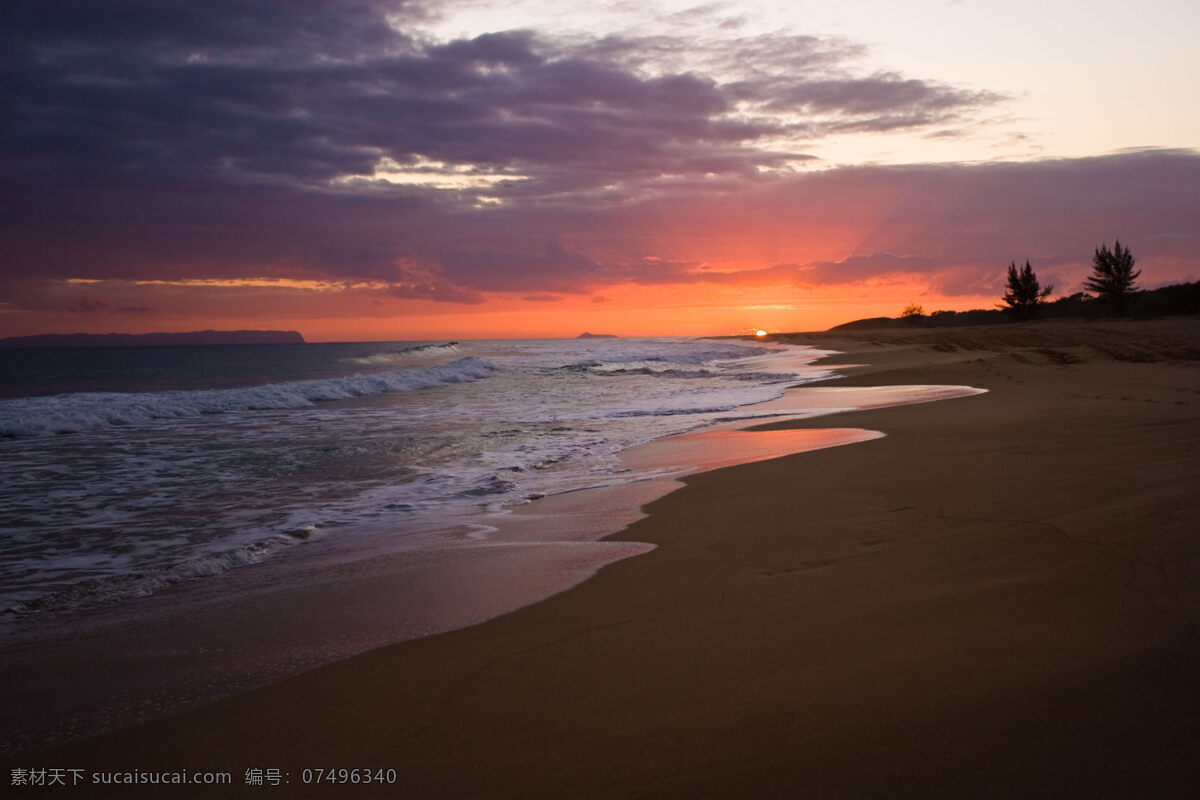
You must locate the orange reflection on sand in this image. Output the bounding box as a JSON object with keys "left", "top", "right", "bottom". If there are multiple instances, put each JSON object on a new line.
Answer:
{"left": 746, "top": 384, "right": 988, "bottom": 415}
{"left": 620, "top": 427, "right": 886, "bottom": 477}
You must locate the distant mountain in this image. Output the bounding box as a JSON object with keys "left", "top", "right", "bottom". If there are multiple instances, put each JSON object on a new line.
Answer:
{"left": 0, "top": 330, "right": 307, "bottom": 348}
{"left": 576, "top": 332, "right": 617, "bottom": 339}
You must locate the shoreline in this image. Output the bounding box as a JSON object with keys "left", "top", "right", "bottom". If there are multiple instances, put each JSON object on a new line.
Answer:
{"left": 0, "top": 342, "right": 957, "bottom": 757}
{"left": 7, "top": 319, "right": 1200, "bottom": 797}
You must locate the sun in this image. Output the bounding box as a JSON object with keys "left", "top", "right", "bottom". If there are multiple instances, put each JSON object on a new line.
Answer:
{"left": 754, "top": 329, "right": 768, "bottom": 337}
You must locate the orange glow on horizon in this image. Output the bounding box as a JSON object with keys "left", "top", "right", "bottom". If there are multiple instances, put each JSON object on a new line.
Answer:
{"left": 248, "top": 281, "right": 1003, "bottom": 341}
{"left": 12, "top": 275, "right": 1008, "bottom": 343}
{"left": 4, "top": 277, "right": 1007, "bottom": 343}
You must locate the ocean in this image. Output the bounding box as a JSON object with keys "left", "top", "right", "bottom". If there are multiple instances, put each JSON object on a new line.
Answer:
{"left": 0, "top": 337, "right": 840, "bottom": 627}
{"left": 1, "top": 336, "right": 998, "bottom": 755}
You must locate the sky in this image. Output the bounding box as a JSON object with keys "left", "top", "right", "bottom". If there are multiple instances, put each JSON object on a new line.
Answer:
{"left": 2, "top": 0, "right": 1198, "bottom": 340}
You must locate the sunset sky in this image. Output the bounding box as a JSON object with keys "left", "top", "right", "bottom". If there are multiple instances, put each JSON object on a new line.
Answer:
{"left": 3, "top": 0, "right": 1198, "bottom": 340}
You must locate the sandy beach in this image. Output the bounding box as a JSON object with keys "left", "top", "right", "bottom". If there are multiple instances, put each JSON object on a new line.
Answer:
{"left": 10, "top": 318, "right": 1200, "bottom": 798}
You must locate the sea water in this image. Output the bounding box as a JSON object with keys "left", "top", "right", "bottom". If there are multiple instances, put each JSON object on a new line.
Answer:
{"left": 0, "top": 337, "right": 840, "bottom": 624}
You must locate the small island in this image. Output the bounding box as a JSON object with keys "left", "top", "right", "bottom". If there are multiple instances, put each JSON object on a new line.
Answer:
{"left": 0, "top": 330, "right": 306, "bottom": 348}
{"left": 576, "top": 332, "right": 618, "bottom": 339}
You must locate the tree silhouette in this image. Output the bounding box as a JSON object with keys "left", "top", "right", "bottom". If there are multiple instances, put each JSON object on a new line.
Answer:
{"left": 1085, "top": 240, "right": 1140, "bottom": 312}
{"left": 1001, "top": 260, "right": 1052, "bottom": 316}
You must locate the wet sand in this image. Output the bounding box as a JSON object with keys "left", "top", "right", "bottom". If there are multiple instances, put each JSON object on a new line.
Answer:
{"left": 0, "top": 378, "right": 897, "bottom": 757}
{"left": 10, "top": 318, "right": 1200, "bottom": 797}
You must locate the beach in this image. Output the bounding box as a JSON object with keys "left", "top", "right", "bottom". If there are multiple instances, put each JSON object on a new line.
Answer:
{"left": 11, "top": 318, "right": 1200, "bottom": 797}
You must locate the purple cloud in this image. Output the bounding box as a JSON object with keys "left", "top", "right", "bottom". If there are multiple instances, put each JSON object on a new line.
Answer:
{"left": 437, "top": 240, "right": 602, "bottom": 293}
{"left": 0, "top": 0, "right": 1196, "bottom": 319}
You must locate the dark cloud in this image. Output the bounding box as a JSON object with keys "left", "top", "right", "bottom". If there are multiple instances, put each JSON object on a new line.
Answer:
{"left": 727, "top": 72, "right": 1003, "bottom": 135}
{"left": 386, "top": 264, "right": 484, "bottom": 304}
{"left": 2, "top": 0, "right": 844, "bottom": 300}
{"left": 437, "top": 240, "right": 602, "bottom": 293}
{"left": 0, "top": 0, "right": 1196, "bottom": 320}
{"left": 1, "top": 0, "right": 812, "bottom": 204}
{"left": 611, "top": 257, "right": 712, "bottom": 286}
{"left": 802, "top": 254, "right": 955, "bottom": 284}
{"left": 1, "top": 1, "right": 411, "bottom": 185}
{"left": 579, "top": 30, "right": 866, "bottom": 82}
{"left": 782, "top": 75, "right": 985, "bottom": 115}
{"left": 429, "top": 30, "right": 543, "bottom": 66}
{"left": 67, "top": 295, "right": 111, "bottom": 313}
{"left": 545, "top": 149, "right": 1200, "bottom": 297}
{"left": 66, "top": 293, "right": 153, "bottom": 315}
{"left": 0, "top": 0, "right": 1001, "bottom": 199}
{"left": 602, "top": 254, "right": 967, "bottom": 293}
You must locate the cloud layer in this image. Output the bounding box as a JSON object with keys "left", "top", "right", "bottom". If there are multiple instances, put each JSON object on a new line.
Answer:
{"left": 1, "top": 0, "right": 1197, "bottom": 331}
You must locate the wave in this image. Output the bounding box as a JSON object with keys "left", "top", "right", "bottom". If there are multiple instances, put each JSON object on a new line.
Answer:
{"left": 548, "top": 341, "right": 774, "bottom": 374}
{"left": 403, "top": 341, "right": 460, "bottom": 354}
{"left": 347, "top": 341, "right": 460, "bottom": 365}
{"left": 3, "top": 527, "right": 316, "bottom": 616}
{"left": 552, "top": 341, "right": 793, "bottom": 384}
{"left": 587, "top": 363, "right": 796, "bottom": 382}
{"left": 585, "top": 342, "right": 770, "bottom": 366}
{"left": 0, "top": 357, "right": 494, "bottom": 437}
{"left": 636, "top": 342, "right": 772, "bottom": 365}
{"left": 606, "top": 403, "right": 748, "bottom": 418}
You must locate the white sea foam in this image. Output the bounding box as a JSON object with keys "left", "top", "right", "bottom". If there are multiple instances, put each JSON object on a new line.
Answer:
{"left": 0, "top": 356, "right": 493, "bottom": 437}
{"left": 346, "top": 341, "right": 461, "bottom": 365}
{"left": 0, "top": 338, "right": 834, "bottom": 620}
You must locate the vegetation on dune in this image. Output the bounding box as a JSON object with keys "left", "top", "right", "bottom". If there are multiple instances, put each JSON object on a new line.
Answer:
{"left": 834, "top": 241, "right": 1199, "bottom": 331}
{"left": 1000, "top": 260, "right": 1052, "bottom": 317}
{"left": 1084, "top": 240, "right": 1141, "bottom": 312}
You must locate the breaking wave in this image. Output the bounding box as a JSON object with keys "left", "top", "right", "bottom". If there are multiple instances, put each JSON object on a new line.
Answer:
{"left": 0, "top": 357, "right": 494, "bottom": 437}
{"left": 347, "top": 341, "right": 461, "bottom": 365}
